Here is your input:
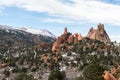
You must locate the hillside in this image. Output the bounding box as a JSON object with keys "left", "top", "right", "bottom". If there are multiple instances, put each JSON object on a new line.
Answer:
{"left": 0, "top": 25, "right": 55, "bottom": 50}
{"left": 0, "top": 24, "right": 120, "bottom": 80}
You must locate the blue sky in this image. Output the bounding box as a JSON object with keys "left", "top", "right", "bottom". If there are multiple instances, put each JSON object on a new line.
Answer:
{"left": 0, "top": 0, "right": 120, "bottom": 42}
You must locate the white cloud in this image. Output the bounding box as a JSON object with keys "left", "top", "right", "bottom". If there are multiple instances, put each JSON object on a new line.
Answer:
{"left": 43, "top": 18, "right": 75, "bottom": 24}
{"left": 0, "top": 0, "right": 120, "bottom": 25}
{"left": 110, "top": 35, "right": 120, "bottom": 42}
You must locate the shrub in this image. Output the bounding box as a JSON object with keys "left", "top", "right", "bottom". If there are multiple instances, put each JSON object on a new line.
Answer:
{"left": 14, "top": 73, "right": 36, "bottom": 80}
{"left": 48, "top": 70, "right": 66, "bottom": 80}
{"left": 83, "top": 63, "right": 105, "bottom": 80}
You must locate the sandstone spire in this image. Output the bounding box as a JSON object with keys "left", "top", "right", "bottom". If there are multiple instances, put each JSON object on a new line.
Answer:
{"left": 98, "top": 23, "right": 104, "bottom": 31}
{"left": 64, "top": 27, "right": 67, "bottom": 34}
{"left": 52, "top": 28, "right": 83, "bottom": 53}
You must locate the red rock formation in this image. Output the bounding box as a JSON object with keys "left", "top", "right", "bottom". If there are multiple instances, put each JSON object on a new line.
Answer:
{"left": 64, "top": 27, "right": 67, "bottom": 34}
{"left": 52, "top": 23, "right": 110, "bottom": 53}
{"left": 67, "top": 33, "right": 83, "bottom": 43}
{"left": 103, "top": 71, "right": 116, "bottom": 80}
{"left": 73, "top": 33, "right": 83, "bottom": 43}
{"left": 52, "top": 27, "right": 83, "bottom": 53}
{"left": 87, "top": 23, "right": 110, "bottom": 42}
{"left": 67, "top": 35, "right": 74, "bottom": 43}
{"left": 41, "top": 55, "right": 50, "bottom": 63}
{"left": 0, "top": 63, "right": 7, "bottom": 68}
{"left": 52, "top": 28, "right": 70, "bottom": 52}
{"left": 78, "top": 34, "right": 83, "bottom": 41}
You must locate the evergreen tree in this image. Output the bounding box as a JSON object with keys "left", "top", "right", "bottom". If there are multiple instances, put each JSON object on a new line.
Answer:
{"left": 83, "top": 63, "right": 105, "bottom": 80}
{"left": 48, "top": 70, "right": 66, "bottom": 80}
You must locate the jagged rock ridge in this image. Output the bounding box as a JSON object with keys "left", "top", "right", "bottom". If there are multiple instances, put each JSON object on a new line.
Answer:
{"left": 87, "top": 23, "right": 110, "bottom": 42}
{"left": 52, "top": 27, "right": 83, "bottom": 53}
{"left": 52, "top": 23, "right": 110, "bottom": 53}
{"left": 0, "top": 25, "right": 55, "bottom": 49}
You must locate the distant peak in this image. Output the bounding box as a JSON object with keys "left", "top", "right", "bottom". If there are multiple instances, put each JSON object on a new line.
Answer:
{"left": 0, "top": 25, "right": 56, "bottom": 38}
{"left": 0, "top": 25, "right": 13, "bottom": 29}
{"left": 20, "top": 27, "right": 56, "bottom": 38}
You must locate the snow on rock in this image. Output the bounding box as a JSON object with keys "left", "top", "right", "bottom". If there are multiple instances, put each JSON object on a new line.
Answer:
{"left": 20, "top": 27, "right": 56, "bottom": 38}
{"left": 0, "top": 25, "right": 56, "bottom": 38}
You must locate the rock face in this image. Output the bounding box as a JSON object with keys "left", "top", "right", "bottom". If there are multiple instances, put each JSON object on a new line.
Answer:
{"left": 52, "top": 28, "right": 69, "bottom": 52}
{"left": 52, "top": 28, "right": 83, "bottom": 53}
{"left": 103, "top": 71, "right": 116, "bottom": 80}
{"left": 52, "top": 23, "right": 110, "bottom": 53}
{"left": 87, "top": 23, "right": 110, "bottom": 42}
{"left": 64, "top": 27, "right": 68, "bottom": 34}
{"left": 67, "top": 33, "right": 83, "bottom": 43}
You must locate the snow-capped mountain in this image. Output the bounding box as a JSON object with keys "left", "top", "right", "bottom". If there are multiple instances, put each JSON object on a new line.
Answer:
{"left": 0, "top": 25, "right": 56, "bottom": 48}
{"left": 0, "top": 25, "right": 13, "bottom": 30}
{"left": 0, "top": 25, "right": 56, "bottom": 38}
{"left": 20, "top": 27, "right": 56, "bottom": 38}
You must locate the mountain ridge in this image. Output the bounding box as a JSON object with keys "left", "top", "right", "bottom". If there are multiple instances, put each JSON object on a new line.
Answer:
{"left": 0, "top": 25, "right": 56, "bottom": 38}
{"left": 0, "top": 25, "right": 56, "bottom": 49}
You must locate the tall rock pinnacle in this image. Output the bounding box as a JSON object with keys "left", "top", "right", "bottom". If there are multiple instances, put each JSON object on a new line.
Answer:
{"left": 64, "top": 27, "right": 67, "bottom": 34}
{"left": 52, "top": 27, "right": 83, "bottom": 53}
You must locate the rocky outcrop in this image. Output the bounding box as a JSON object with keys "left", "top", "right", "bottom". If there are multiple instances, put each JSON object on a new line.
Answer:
{"left": 64, "top": 27, "right": 67, "bottom": 34}
{"left": 103, "top": 71, "right": 116, "bottom": 80}
{"left": 87, "top": 23, "right": 110, "bottom": 42}
{"left": 52, "top": 28, "right": 83, "bottom": 53}
{"left": 52, "top": 28, "right": 71, "bottom": 52}
{"left": 0, "top": 63, "right": 7, "bottom": 68}
{"left": 67, "top": 33, "right": 83, "bottom": 43}
{"left": 52, "top": 23, "right": 110, "bottom": 53}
